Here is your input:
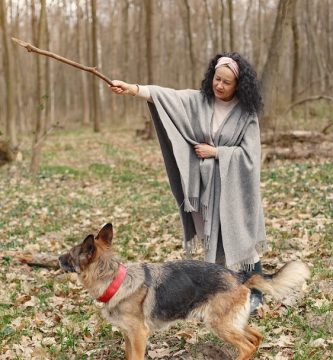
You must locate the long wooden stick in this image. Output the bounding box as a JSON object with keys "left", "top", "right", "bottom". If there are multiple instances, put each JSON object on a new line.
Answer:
{"left": 12, "top": 37, "right": 114, "bottom": 86}
{"left": 2, "top": 250, "right": 60, "bottom": 269}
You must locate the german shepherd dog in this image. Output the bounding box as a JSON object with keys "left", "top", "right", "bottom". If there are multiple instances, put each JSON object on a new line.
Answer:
{"left": 59, "top": 223, "right": 310, "bottom": 360}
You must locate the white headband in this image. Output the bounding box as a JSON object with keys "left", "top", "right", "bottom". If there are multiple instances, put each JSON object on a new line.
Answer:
{"left": 215, "top": 57, "right": 240, "bottom": 78}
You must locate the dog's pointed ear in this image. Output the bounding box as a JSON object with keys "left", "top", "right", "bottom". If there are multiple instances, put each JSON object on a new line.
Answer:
{"left": 97, "top": 223, "right": 113, "bottom": 245}
{"left": 80, "top": 234, "right": 96, "bottom": 256}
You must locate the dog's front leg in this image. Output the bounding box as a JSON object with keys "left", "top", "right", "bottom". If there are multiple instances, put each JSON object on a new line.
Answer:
{"left": 125, "top": 325, "right": 149, "bottom": 360}
{"left": 124, "top": 334, "right": 132, "bottom": 360}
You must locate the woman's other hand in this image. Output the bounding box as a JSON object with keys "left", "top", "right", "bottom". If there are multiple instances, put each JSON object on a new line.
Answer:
{"left": 194, "top": 144, "right": 217, "bottom": 159}
{"left": 108, "top": 80, "right": 138, "bottom": 96}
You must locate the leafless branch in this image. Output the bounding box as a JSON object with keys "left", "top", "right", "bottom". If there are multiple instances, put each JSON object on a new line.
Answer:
{"left": 322, "top": 122, "right": 333, "bottom": 135}
{"left": 285, "top": 95, "right": 333, "bottom": 114}
{"left": 12, "top": 37, "right": 114, "bottom": 86}
{"left": 32, "top": 123, "right": 60, "bottom": 150}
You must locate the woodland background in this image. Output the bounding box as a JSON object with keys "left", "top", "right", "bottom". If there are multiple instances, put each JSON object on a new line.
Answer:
{"left": 1, "top": 0, "right": 333, "bottom": 157}
{"left": 0, "top": 1, "right": 332, "bottom": 360}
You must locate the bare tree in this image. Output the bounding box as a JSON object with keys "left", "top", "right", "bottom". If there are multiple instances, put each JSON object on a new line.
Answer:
{"left": 253, "top": 0, "right": 263, "bottom": 72}
{"left": 44, "top": 8, "right": 51, "bottom": 132}
{"left": 143, "top": 0, "right": 155, "bottom": 139}
{"left": 0, "top": 0, "right": 17, "bottom": 147}
{"left": 76, "top": 0, "right": 90, "bottom": 125}
{"left": 260, "top": 0, "right": 293, "bottom": 126}
{"left": 243, "top": 0, "right": 253, "bottom": 58}
{"left": 11, "top": 1, "right": 26, "bottom": 134}
{"left": 220, "top": 0, "right": 225, "bottom": 51}
{"left": 204, "top": 0, "right": 219, "bottom": 54}
{"left": 91, "top": 0, "right": 100, "bottom": 132}
{"left": 30, "top": 0, "right": 48, "bottom": 175}
{"left": 326, "top": 0, "right": 333, "bottom": 92}
{"left": 182, "top": 0, "right": 196, "bottom": 88}
{"left": 1, "top": 0, "right": 332, "bottom": 135}
{"left": 227, "top": 0, "right": 234, "bottom": 51}
{"left": 120, "top": 0, "right": 130, "bottom": 122}
{"left": 291, "top": 0, "right": 299, "bottom": 104}
{"left": 304, "top": 0, "right": 326, "bottom": 94}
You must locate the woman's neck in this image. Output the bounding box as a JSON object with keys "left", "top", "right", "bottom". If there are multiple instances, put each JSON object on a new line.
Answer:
{"left": 215, "top": 96, "right": 238, "bottom": 105}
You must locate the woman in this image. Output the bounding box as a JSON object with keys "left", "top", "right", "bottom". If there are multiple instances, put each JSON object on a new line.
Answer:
{"left": 109, "top": 53, "right": 266, "bottom": 274}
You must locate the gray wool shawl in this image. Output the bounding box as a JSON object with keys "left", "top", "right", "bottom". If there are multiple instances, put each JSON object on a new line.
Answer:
{"left": 147, "top": 85, "right": 266, "bottom": 269}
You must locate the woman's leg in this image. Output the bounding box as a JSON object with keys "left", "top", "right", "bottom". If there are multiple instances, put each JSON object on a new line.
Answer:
{"left": 253, "top": 261, "right": 262, "bottom": 274}
{"left": 249, "top": 260, "right": 264, "bottom": 313}
{"left": 215, "top": 228, "right": 226, "bottom": 265}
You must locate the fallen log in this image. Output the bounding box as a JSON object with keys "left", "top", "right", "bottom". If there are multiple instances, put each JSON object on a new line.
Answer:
{"left": 261, "top": 144, "right": 333, "bottom": 163}
{"left": 2, "top": 250, "right": 60, "bottom": 269}
{"left": 261, "top": 130, "right": 333, "bottom": 146}
{"left": 260, "top": 130, "right": 333, "bottom": 162}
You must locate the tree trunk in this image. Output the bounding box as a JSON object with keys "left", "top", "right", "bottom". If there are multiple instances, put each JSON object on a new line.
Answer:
{"left": 30, "top": 0, "right": 47, "bottom": 176}
{"left": 91, "top": 0, "right": 100, "bottom": 132}
{"left": 76, "top": 0, "right": 90, "bottom": 125}
{"left": 183, "top": 0, "right": 196, "bottom": 88}
{"left": 44, "top": 11, "right": 51, "bottom": 132}
{"left": 243, "top": 0, "right": 253, "bottom": 58}
{"left": 204, "top": 0, "right": 218, "bottom": 54}
{"left": 0, "top": 0, "right": 17, "bottom": 148}
{"left": 227, "top": 0, "right": 234, "bottom": 51}
{"left": 253, "top": 0, "right": 263, "bottom": 73}
{"left": 305, "top": 0, "right": 326, "bottom": 94}
{"left": 260, "top": 0, "right": 293, "bottom": 127}
{"left": 11, "top": 3, "right": 24, "bottom": 133}
{"left": 220, "top": 0, "right": 225, "bottom": 51}
{"left": 291, "top": 0, "right": 299, "bottom": 104}
{"left": 145, "top": 0, "right": 153, "bottom": 85}
{"left": 327, "top": 0, "right": 333, "bottom": 92}
{"left": 143, "top": 0, "right": 155, "bottom": 139}
{"left": 121, "top": 0, "right": 130, "bottom": 123}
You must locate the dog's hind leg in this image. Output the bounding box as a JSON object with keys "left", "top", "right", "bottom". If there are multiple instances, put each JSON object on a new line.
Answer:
{"left": 205, "top": 288, "right": 258, "bottom": 359}
{"left": 211, "top": 325, "right": 257, "bottom": 360}
{"left": 244, "top": 325, "right": 263, "bottom": 348}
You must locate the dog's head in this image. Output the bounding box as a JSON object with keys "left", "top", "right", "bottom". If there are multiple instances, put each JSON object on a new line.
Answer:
{"left": 58, "top": 223, "right": 114, "bottom": 274}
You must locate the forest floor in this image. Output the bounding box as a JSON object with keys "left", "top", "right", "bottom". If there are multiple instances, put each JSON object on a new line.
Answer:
{"left": 0, "top": 127, "right": 332, "bottom": 360}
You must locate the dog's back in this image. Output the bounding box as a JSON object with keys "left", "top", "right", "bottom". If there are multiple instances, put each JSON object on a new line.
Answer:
{"left": 122, "top": 259, "right": 310, "bottom": 329}
{"left": 141, "top": 260, "right": 239, "bottom": 324}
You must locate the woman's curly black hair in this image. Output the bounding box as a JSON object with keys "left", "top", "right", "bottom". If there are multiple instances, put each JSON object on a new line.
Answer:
{"left": 200, "top": 52, "right": 263, "bottom": 114}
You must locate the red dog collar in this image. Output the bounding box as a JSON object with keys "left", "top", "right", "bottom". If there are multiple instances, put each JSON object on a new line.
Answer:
{"left": 97, "top": 264, "right": 127, "bottom": 303}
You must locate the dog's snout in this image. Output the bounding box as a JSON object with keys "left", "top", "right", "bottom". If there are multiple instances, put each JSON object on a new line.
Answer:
{"left": 58, "top": 254, "right": 66, "bottom": 267}
{"left": 58, "top": 254, "right": 75, "bottom": 273}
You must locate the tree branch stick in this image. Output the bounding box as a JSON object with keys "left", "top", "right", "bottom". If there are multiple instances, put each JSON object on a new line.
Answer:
{"left": 12, "top": 37, "right": 114, "bottom": 86}
{"left": 285, "top": 95, "right": 333, "bottom": 114}
{"left": 32, "top": 123, "right": 60, "bottom": 150}
{"left": 2, "top": 250, "right": 60, "bottom": 269}
{"left": 322, "top": 121, "right": 333, "bottom": 135}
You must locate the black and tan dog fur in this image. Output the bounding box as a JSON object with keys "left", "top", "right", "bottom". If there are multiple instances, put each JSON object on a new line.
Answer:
{"left": 59, "top": 223, "right": 310, "bottom": 360}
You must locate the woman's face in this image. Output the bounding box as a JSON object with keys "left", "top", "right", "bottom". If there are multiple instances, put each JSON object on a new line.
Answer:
{"left": 212, "top": 66, "right": 237, "bottom": 101}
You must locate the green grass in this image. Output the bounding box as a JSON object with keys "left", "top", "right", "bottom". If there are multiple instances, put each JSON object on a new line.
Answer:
{"left": 41, "top": 165, "right": 83, "bottom": 176}
{"left": 0, "top": 128, "right": 332, "bottom": 359}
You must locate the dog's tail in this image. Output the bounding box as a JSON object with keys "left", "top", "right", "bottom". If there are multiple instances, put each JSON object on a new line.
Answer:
{"left": 243, "top": 261, "right": 310, "bottom": 299}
